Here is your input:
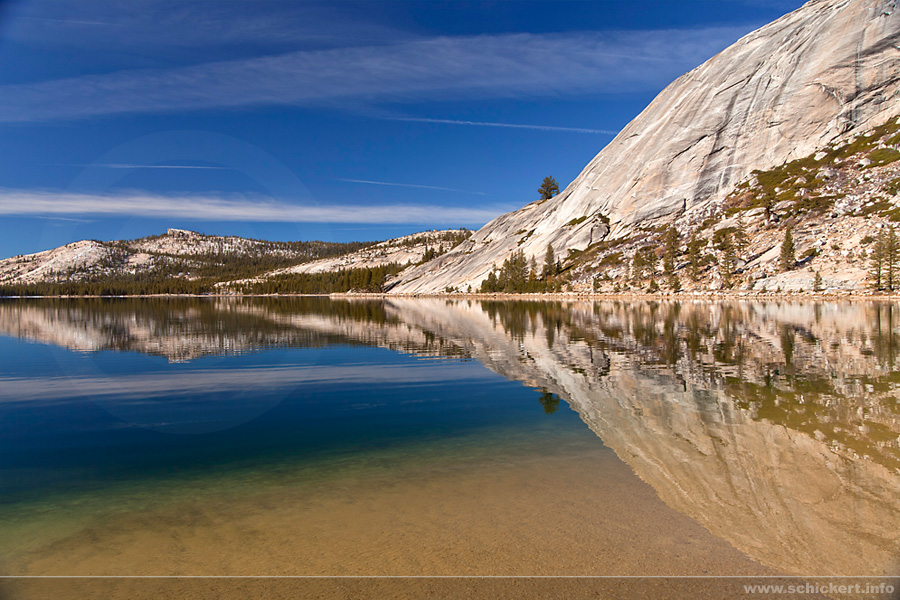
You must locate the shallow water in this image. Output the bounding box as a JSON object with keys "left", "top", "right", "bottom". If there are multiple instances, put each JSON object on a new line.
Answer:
{"left": 1, "top": 297, "right": 899, "bottom": 595}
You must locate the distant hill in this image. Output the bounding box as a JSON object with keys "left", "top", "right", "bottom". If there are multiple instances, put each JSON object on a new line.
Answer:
{"left": 0, "top": 229, "right": 469, "bottom": 296}
{"left": 217, "top": 229, "right": 471, "bottom": 294}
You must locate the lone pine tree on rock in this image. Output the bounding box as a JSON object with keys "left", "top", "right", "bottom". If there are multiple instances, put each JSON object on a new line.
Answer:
{"left": 538, "top": 176, "right": 560, "bottom": 200}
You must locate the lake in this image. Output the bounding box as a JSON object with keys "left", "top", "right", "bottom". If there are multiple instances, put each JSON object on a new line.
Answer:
{"left": 0, "top": 297, "right": 898, "bottom": 599}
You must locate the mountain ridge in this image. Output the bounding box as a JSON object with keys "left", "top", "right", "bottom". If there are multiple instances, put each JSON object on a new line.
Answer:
{"left": 0, "top": 228, "right": 475, "bottom": 295}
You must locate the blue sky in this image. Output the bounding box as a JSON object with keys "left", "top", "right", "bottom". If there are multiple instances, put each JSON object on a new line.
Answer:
{"left": 0, "top": 0, "right": 805, "bottom": 258}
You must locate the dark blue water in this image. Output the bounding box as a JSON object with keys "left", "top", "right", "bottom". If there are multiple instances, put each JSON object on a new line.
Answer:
{"left": 0, "top": 334, "right": 584, "bottom": 505}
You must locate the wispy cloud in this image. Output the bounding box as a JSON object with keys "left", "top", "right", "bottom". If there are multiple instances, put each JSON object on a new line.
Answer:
{"left": 0, "top": 189, "right": 507, "bottom": 225}
{"left": 0, "top": 28, "right": 752, "bottom": 122}
{"left": 389, "top": 117, "right": 619, "bottom": 135}
{"left": 7, "top": 1, "right": 406, "bottom": 49}
{"left": 30, "top": 215, "right": 95, "bottom": 223}
{"left": 12, "top": 16, "right": 112, "bottom": 26}
{"left": 59, "top": 163, "right": 228, "bottom": 170}
{"left": 337, "top": 178, "right": 486, "bottom": 195}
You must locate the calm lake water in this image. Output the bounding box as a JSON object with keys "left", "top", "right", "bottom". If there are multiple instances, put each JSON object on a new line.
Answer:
{"left": 1, "top": 297, "right": 899, "bottom": 598}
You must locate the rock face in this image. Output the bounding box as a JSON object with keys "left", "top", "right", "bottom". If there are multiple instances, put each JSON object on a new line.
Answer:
{"left": 0, "top": 240, "right": 117, "bottom": 285}
{"left": 389, "top": 0, "right": 900, "bottom": 294}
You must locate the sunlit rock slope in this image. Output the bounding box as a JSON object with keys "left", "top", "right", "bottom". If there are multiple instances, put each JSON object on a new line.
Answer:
{"left": 389, "top": 0, "right": 900, "bottom": 293}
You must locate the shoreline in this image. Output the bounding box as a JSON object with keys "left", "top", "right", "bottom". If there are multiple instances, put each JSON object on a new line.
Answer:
{"left": 2, "top": 290, "right": 900, "bottom": 301}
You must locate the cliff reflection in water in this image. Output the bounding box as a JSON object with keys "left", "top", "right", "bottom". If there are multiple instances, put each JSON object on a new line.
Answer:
{"left": 2, "top": 297, "right": 899, "bottom": 576}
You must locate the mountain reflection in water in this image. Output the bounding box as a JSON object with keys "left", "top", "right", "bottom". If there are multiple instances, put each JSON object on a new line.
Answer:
{"left": 1, "top": 297, "right": 898, "bottom": 577}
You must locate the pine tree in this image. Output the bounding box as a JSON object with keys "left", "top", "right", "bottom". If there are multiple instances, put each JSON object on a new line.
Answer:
{"left": 538, "top": 176, "right": 560, "bottom": 200}
{"left": 762, "top": 191, "right": 776, "bottom": 221}
{"left": 527, "top": 267, "right": 538, "bottom": 293}
{"left": 780, "top": 226, "right": 796, "bottom": 272}
{"left": 734, "top": 217, "right": 749, "bottom": 256}
{"left": 718, "top": 231, "right": 737, "bottom": 288}
{"left": 669, "top": 274, "right": 682, "bottom": 292}
{"left": 814, "top": 271, "right": 823, "bottom": 292}
{"left": 542, "top": 244, "right": 556, "bottom": 279}
{"left": 870, "top": 231, "right": 885, "bottom": 290}
{"left": 887, "top": 226, "right": 898, "bottom": 291}
{"left": 687, "top": 229, "right": 704, "bottom": 282}
{"left": 481, "top": 269, "right": 499, "bottom": 293}
{"left": 631, "top": 251, "right": 644, "bottom": 283}
{"left": 632, "top": 246, "right": 654, "bottom": 283}
{"left": 502, "top": 249, "right": 528, "bottom": 292}
{"left": 663, "top": 226, "right": 680, "bottom": 278}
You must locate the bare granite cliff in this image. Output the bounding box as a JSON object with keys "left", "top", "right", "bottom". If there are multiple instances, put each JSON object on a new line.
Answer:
{"left": 389, "top": 0, "right": 900, "bottom": 294}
